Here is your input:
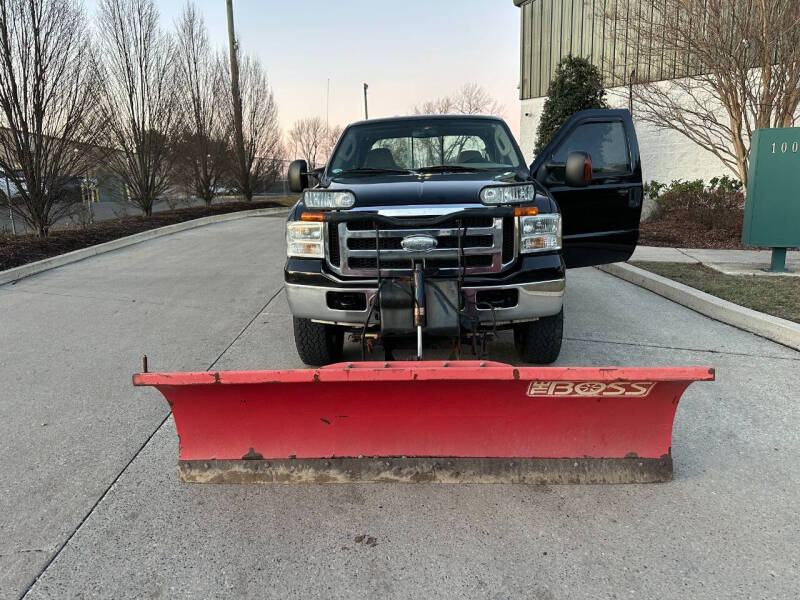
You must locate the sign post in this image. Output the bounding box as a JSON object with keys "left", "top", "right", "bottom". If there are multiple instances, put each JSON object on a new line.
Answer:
{"left": 742, "top": 128, "right": 800, "bottom": 273}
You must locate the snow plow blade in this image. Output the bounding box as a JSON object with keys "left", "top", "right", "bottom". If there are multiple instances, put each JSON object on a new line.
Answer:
{"left": 133, "top": 362, "right": 714, "bottom": 484}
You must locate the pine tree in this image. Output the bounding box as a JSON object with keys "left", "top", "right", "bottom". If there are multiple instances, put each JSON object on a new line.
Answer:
{"left": 534, "top": 56, "right": 607, "bottom": 155}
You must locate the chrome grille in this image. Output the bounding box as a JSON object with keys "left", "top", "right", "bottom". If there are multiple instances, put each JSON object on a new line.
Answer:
{"left": 327, "top": 215, "right": 509, "bottom": 276}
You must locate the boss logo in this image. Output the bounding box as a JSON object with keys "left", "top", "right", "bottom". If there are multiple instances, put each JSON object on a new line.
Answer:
{"left": 401, "top": 234, "right": 437, "bottom": 252}
{"left": 526, "top": 381, "right": 656, "bottom": 398}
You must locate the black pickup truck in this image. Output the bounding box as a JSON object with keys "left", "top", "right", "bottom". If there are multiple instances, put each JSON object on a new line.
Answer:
{"left": 284, "top": 110, "right": 642, "bottom": 365}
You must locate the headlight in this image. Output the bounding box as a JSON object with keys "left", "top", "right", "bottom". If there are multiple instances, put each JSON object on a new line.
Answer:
{"left": 479, "top": 184, "right": 535, "bottom": 205}
{"left": 286, "top": 221, "right": 324, "bottom": 258}
{"left": 303, "top": 190, "right": 355, "bottom": 209}
{"left": 519, "top": 214, "right": 561, "bottom": 253}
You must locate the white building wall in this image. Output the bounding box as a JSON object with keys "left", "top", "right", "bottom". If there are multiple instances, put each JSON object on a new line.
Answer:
{"left": 519, "top": 90, "right": 737, "bottom": 184}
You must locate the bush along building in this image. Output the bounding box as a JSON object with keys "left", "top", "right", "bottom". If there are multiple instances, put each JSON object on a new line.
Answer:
{"left": 513, "top": 0, "right": 739, "bottom": 184}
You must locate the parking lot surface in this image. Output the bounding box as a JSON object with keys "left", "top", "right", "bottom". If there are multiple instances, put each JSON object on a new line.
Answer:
{"left": 1, "top": 215, "right": 798, "bottom": 599}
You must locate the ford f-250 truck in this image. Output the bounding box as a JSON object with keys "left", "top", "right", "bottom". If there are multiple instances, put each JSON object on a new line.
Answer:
{"left": 284, "top": 109, "right": 642, "bottom": 365}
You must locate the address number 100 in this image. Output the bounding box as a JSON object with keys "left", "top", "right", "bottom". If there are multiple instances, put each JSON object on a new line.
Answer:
{"left": 771, "top": 141, "right": 799, "bottom": 153}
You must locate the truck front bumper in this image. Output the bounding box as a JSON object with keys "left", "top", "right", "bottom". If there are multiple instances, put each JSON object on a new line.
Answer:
{"left": 285, "top": 278, "right": 565, "bottom": 327}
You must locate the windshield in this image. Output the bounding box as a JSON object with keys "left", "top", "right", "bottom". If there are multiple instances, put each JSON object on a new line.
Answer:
{"left": 328, "top": 118, "right": 525, "bottom": 175}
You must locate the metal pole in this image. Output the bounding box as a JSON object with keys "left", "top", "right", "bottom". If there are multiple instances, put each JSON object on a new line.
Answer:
{"left": 226, "top": 0, "right": 248, "bottom": 201}
{"left": 629, "top": 70, "right": 635, "bottom": 116}
{"left": 4, "top": 174, "right": 15, "bottom": 235}
{"left": 363, "top": 83, "right": 369, "bottom": 120}
{"left": 766, "top": 248, "right": 791, "bottom": 273}
{"left": 413, "top": 262, "right": 425, "bottom": 360}
{"left": 326, "top": 78, "right": 330, "bottom": 132}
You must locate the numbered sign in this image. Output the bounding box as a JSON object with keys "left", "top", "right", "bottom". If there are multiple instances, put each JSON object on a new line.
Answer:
{"left": 742, "top": 128, "right": 800, "bottom": 247}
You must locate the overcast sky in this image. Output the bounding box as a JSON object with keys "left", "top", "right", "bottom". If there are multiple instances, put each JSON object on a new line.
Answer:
{"left": 89, "top": 0, "right": 522, "bottom": 138}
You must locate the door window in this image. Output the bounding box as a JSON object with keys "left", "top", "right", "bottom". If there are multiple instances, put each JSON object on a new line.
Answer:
{"left": 551, "top": 121, "right": 630, "bottom": 174}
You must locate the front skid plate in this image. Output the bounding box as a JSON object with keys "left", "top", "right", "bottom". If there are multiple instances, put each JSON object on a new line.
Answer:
{"left": 178, "top": 456, "right": 673, "bottom": 484}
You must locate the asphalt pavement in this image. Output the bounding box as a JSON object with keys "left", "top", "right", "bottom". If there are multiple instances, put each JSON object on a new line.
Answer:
{"left": 1, "top": 215, "right": 798, "bottom": 599}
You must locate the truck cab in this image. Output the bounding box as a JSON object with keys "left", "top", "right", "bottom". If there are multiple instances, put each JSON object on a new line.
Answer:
{"left": 284, "top": 110, "right": 642, "bottom": 365}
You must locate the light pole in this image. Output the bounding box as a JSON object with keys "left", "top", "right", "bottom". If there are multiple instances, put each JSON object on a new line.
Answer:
{"left": 363, "top": 83, "right": 369, "bottom": 120}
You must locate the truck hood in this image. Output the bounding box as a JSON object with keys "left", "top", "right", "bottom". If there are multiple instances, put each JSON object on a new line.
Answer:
{"left": 323, "top": 172, "right": 522, "bottom": 208}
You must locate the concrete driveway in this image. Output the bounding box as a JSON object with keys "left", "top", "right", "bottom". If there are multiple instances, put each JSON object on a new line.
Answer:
{"left": 1, "top": 215, "right": 798, "bottom": 599}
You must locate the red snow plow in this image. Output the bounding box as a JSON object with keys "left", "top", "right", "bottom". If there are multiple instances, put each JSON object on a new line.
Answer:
{"left": 133, "top": 361, "right": 713, "bottom": 484}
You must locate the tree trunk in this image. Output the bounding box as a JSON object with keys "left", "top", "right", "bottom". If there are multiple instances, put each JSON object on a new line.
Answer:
{"left": 226, "top": 0, "right": 249, "bottom": 203}
{"left": 142, "top": 194, "right": 154, "bottom": 216}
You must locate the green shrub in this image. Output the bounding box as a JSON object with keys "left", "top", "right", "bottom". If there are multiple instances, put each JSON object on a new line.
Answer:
{"left": 708, "top": 175, "right": 743, "bottom": 193}
{"left": 643, "top": 180, "right": 666, "bottom": 200}
{"left": 668, "top": 179, "right": 705, "bottom": 194}
{"left": 649, "top": 177, "right": 742, "bottom": 217}
{"left": 654, "top": 180, "right": 699, "bottom": 212}
{"left": 646, "top": 176, "right": 742, "bottom": 199}
{"left": 657, "top": 188, "right": 744, "bottom": 230}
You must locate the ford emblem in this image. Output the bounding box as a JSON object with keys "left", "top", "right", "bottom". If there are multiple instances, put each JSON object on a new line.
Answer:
{"left": 401, "top": 234, "right": 437, "bottom": 252}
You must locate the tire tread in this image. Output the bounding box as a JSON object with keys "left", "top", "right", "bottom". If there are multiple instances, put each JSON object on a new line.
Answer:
{"left": 514, "top": 309, "right": 563, "bottom": 364}
{"left": 293, "top": 317, "right": 343, "bottom": 366}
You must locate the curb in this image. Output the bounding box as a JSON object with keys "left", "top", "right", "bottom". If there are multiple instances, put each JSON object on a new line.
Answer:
{"left": 0, "top": 207, "right": 290, "bottom": 286}
{"left": 597, "top": 262, "right": 800, "bottom": 352}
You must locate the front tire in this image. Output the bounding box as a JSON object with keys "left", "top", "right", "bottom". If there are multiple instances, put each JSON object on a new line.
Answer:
{"left": 293, "top": 317, "right": 344, "bottom": 366}
{"left": 513, "top": 309, "right": 563, "bottom": 364}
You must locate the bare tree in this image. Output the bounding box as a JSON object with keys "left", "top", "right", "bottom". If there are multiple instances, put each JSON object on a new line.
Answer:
{"left": 288, "top": 117, "right": 327, "bottom": 169}
{"left": 0, "top": 0, "right": 100, "bottom": 237}
{"left": 220, "top": 53, "right": 280, "bottom": 199}
{"left": 323, "top": 124, "right": 343, "bottom": 164}
{"left": 258, "top": 140, "right": 286, "bottom": 191}
{"left": 605, "top": 0, "right": 800, "bottom": 190}
{"left": 412, "top": 84, "right": 505, "bottom": 165}
{"left": 174, "top": 2, "right": 227, "bottom": 205}
{"left": 414, "top": 83, "right": 504, "bottom": 117}
{"left": 96, "top": 0, "right": 178, "bottom": 216}
{"left": 414, "top": 96, "right": 454, "bottom": 115}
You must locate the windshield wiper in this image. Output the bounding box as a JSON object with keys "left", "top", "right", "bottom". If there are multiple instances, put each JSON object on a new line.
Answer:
{"left": 414, "top": 165, "right": 486, "bottom": 173}
{"left": 334, "top": 167, "right": 415, "bottom": 176}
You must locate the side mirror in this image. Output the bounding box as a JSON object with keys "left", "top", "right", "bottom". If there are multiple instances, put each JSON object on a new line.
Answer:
{"left": 564, "top": 151, "right": 592, "bottom": 187}
{"left": 287, "top": 159, "right": 308, "bottom": 193}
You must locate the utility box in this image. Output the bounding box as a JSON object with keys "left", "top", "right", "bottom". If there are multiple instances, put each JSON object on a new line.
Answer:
{"left": 742, "top": 128, "right": 800, "bottom": 271}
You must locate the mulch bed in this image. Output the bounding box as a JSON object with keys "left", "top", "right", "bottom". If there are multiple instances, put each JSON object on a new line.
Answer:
{"left": 639, "top": 215, "right": 746, "bottom": 249}
{"left": 0, "top": 199, "right": 291, "bottom": 271}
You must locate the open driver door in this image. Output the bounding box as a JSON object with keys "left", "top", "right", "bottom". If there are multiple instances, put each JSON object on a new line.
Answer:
{"left": 531, "top": 109, "right": 643, "bottom": 268}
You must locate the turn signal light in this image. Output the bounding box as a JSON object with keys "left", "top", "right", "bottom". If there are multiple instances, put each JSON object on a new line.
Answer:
{"left": 301, "top": 212, "right": 324, "bottom": 222}
{"left": 514, "top": 206, "right": 539, "bottom": 217}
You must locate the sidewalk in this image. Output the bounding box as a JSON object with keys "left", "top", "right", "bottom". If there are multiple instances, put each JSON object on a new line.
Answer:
{"left": 630, "top": 246, "right": 800, "bottom": 275}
